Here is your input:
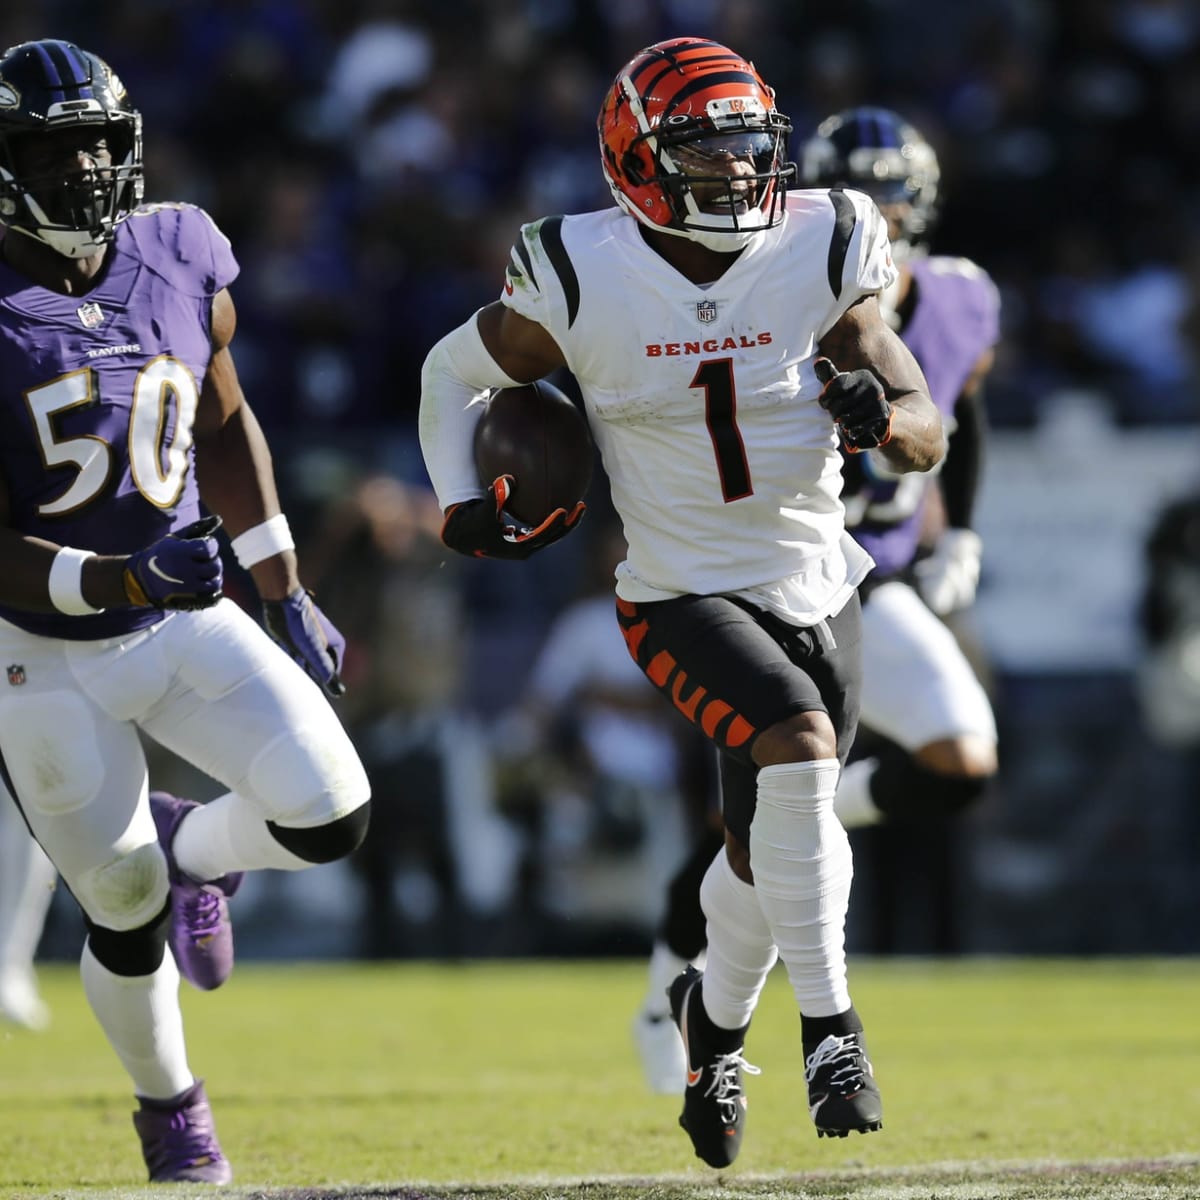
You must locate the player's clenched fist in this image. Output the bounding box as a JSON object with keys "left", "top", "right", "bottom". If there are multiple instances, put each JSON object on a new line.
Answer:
{"left": 123, "top": 515, "right": 224, "bottom": 610}
{"left": 814, "top": 357, "right": 894, "bottom": 451}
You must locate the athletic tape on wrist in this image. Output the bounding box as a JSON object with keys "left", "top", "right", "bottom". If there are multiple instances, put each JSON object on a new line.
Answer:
{"left": 48, "top": 547, "right": 105, "bottom": 615}
{"left": 231, "top": 514, "right": 295, "bottom": 569}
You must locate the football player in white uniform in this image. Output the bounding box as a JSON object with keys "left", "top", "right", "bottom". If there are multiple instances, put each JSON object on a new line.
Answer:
{"left": 420, "top": 37, "right": 944, "bottom": 1167}
{"left": 632, "top": 106, "right": 1001, "bottom": 1095}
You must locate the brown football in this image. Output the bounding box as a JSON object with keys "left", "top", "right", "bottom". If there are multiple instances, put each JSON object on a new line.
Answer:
{"left": 473, "top": 380, "right": 593, "bottom": 525}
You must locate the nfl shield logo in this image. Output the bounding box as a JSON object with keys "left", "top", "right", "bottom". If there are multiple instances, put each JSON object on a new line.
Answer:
{"left": 696, "top": 299, "right": 718, "bottom": 324}
{"left": 6, "top": 663, "right": 25, "bottom": 686}
{"left": 77, "top": 301, "right": 104, "bottom": 329}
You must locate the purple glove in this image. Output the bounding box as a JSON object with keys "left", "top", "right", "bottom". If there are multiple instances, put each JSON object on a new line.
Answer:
{"left": 123, "top": 515, "right": 224, "bottom": 610}
{"left": 262, "top": 587, "right": 346, "bottom": 697}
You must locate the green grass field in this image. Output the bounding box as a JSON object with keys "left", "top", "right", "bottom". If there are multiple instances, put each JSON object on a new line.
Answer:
{"left": 0, "top": 958, "right": 1197, "bottom": 1199}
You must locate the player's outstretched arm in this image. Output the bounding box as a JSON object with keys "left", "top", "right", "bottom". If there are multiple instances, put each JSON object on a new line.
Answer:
{"left": 913, "top": 349, "right": 992, "bottom": 614}
{"left": 192, "top": 288, "right": 345, "bottom": 696}
{"left": 192, "top": 289, "right": 298, "bottom": 600}
{"left": 817, "top": 296, "right": 944, "bottom": 474}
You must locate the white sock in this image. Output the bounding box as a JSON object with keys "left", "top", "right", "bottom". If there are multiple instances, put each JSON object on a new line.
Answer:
{"left": 172, "top": 791, "right": 310, "bottom": 882}
{"left": 642, "top": 940, "right": 690, "bottom": 1018}
{"left": 833, "top": 757, "right": 883, "bottom": 829}
{"left": 698, "top": 850, "right": 778, "bottom": 1031}
{"left": 80, "top": 943, "right": 194, "bottom": 1100}
{"left": 750, "top": 760, "right": 853, "bottom": 1017}
{"left": 0, "top": 814, "right": 56, "bottom": 973}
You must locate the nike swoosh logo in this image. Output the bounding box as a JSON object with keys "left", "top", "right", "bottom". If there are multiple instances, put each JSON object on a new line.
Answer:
{"left": 147, "top": 556, "right": 185, "bottom": 585}
{"left": 681, "top": 983, "right": 703, "bottom": 1088}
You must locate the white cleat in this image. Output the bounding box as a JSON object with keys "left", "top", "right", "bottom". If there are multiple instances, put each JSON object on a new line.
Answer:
{"left": 0, "top": 971, "right": 50, "bottom": 1032}
{"left": 632, "top": 1008, "right": 687, "bottom": 1094}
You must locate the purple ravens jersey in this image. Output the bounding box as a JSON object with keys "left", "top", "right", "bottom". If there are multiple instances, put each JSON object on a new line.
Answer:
{"left": 844, "top": 255, "right": 999, "bottom": 577}
{"left": 0, "top": 203, "right": 237, "bottom": 639}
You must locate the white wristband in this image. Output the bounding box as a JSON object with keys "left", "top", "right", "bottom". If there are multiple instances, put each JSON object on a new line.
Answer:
{"left": 230, "top": 514, "right": 295, "bottom": 569}
{"left": 48, "top": 547, "right": 105, "bottom": 616}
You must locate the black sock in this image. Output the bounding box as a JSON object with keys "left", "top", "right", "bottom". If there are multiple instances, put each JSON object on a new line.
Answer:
{"left": 689, "top": 977, "right": 750, "bottom": 1048}
{"left": 660, "top": 825, "right": 726, "bottom": 959}
{"left": 801, "top": 1005, "right": 863, "bottom": 1049}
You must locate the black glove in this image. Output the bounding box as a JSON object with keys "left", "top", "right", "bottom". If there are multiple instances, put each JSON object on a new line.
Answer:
{"left": 814, "top": 357, "right": 893, "bottom": 451}
{"left": 441, "top": 475, "right": 585, "bottom": 561}
{"left": 262, "top": 587, "right": 347, "bottom": 697}
{"left": 123, "top": 515, "right": 224, "bottom": 610}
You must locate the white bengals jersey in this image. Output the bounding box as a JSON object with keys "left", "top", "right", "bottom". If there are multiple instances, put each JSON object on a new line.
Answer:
{"left": 502, "top": 189, "right": 896, "bottom": 616}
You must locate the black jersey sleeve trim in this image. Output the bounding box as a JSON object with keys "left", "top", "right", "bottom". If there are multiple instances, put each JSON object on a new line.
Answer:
{"left": 827, "top": 188, "right": 858, "bottom": 301}
{"left": 539, "top": 215, "right": 581, "bottom": 329}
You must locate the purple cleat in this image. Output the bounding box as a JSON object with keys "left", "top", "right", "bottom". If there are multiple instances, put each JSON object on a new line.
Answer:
{"left": 150, "top": 792, "right": 243, "bottom": 991}
{"left": 133, "top": 1078, "right": 233, "bottom": 1184}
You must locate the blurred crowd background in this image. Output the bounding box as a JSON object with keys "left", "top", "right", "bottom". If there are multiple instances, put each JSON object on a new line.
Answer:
{"left": 8, "top": 0, "right": 1200, "bottom": 962}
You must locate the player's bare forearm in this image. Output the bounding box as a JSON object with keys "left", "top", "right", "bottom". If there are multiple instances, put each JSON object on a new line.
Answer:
{"left": 0, "top": 465, "right": 127, "bottom": 608}
{"left": 193, "top": 290, "right": 300, "bottom": 599}
{"left": 0, "top": 526, "right": 131, "bottom": 611}
{"left": 819, "top": 297, "right": 945, "bottom": 473}
{"left": 193, "top": 395, "right": 299, "bottom": 600}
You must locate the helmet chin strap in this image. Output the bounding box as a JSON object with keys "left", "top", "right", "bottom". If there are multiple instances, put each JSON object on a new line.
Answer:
{"left": 8, "top": 199, "right": 110, "bottom": 259}
{"left": 658, "top": 221, "right": 761, "bottom": 252}
{"left": 610, "top": 180, "right": 772, "bottom": 252}
{"left": 621, "top": 197, "right": 767, "bottom": 252}
{"left": 42, "top": 228, "right": 107, "bottom": 259}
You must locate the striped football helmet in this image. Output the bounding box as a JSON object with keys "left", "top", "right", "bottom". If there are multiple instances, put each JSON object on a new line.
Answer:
{"left": 598, "top": 37, "right": 793, "bottom": 252}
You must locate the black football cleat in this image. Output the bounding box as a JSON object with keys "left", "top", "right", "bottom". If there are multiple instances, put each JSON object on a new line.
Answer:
{"left": 669, "top": 965, "right": 759, "bottom": 1168}
{"left": 804, "top": 1031, "right": 883, "bottom": 1138}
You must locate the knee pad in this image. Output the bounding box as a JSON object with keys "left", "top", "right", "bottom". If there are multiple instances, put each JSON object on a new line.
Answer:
{"left": 85, "top": 899, "right": 170, "bottom": 977}
{"left": 870, "top": 748, "right": 991, "bottom": 820}
{"left": 247, "top": 726, "right": 371, "bottom": 828}
{"left": 73, "top": 841, "right": 170, "bottom": 930}
{"left": 267, "top": 800, "right": 371, "bottom": 864}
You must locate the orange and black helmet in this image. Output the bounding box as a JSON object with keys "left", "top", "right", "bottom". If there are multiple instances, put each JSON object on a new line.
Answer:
{"left": 598, "top": 37, "right": 793, "bottom": 249}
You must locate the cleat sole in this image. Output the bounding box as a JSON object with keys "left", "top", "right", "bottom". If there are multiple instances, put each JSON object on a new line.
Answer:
{"left": 816, "top": 1120, "right": 882, "bottom": 1139}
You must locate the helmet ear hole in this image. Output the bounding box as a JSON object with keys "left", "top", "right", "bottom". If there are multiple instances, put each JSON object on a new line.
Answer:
{"left": 601, "top": 144, "right": 622, "bottom": 180}
{"left": 621, "top": 148, "right": 648, "bottom": 187}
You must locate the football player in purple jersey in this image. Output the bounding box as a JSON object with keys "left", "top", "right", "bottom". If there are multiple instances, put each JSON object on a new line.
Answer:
{"left": 634, "top": 106, "right": 999, "bottom": 1093}
{"left": 801, "top": 107, "right": 998, "bottom": 832}
{"left": 0, "top": 40, "right": 371, "bottom": 1184}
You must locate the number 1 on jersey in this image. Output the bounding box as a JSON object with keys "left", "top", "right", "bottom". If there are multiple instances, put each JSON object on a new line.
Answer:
{"left": 691, "top": 357, "right": 752, "bottom": 502}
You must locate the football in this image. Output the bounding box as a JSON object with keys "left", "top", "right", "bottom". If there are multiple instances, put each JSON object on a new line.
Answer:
{"left": 473, "top": 380, "right": 593, "bottom": 526}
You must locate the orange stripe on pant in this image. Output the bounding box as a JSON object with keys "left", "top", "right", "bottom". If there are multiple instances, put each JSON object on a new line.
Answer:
{"left": 671, "top": 672, "right": 706, "bottom": 721}
{"left": 621, "top": 618, "right": 649, "bottom": 660}
{"left": 622, "top": 601, "right": 757, "bottom": 752}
